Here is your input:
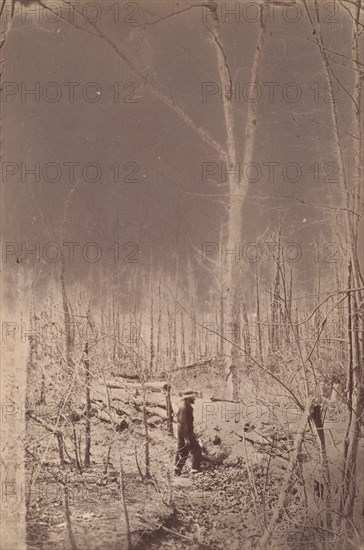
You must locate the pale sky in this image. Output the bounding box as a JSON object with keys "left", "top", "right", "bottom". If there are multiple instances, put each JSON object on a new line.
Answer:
{"left": 2, "top": 0, "right": 361, "bottom": 306}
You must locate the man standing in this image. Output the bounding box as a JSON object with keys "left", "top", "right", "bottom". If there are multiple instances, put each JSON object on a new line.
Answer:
{"left": 174, "top": 389, "right": 202, "bottom": 475}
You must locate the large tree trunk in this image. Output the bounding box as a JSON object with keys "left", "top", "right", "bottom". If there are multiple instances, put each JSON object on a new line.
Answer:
{"left": 1, "top": 310, "right": 27, "bottom": 549}
{"left": 302, "top": 0, "right": 363, "bottom": 528}
{"left": 208, "top": 1, "right": 268, "bottom": 399}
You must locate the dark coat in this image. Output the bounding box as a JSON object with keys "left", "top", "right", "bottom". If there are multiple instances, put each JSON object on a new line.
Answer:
{"left": 176, "top": 399, "right": 194, "bottom": 440}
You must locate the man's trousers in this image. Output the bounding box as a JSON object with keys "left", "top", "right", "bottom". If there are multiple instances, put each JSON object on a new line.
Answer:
{"left": 175, "top": 431, "right": 202, "bottom": 472}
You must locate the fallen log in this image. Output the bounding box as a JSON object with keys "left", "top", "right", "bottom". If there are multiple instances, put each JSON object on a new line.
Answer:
{"left": 210, "top": 398, "right": 240, "bottom": 403}
{"left": 112, "top": 373, "right": 140, "bottom": 381}
{"left": 90, "top": 397, "right": 168, "bottom": 430}
{"left": 112, "top": 397, "right": 167, "bottom": 412}
{"left": 173, "top": 358, "right": 213, "bottom": 372}
{"left": 233, "top": 431, "right": 290, "bottom": 461}
{"left": 96, "top": 409, "right": 128, "bottom": 431}
{"left": 144, "top": 407, "right": 167, "bottom": 419}
{"left": 91, "top": 397, "right": 132, "bottom": 417}
{"left": 106, "top": 381, "right": 170, "bottom": 392}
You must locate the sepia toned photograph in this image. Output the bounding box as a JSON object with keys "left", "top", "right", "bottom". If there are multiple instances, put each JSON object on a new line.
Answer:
{"left": 1, "top": 1, "right": 363, "bottom": 549}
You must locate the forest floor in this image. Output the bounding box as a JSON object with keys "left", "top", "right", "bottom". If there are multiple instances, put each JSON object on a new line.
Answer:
{"left": 26, "top": 397, "right": 363, "bottom": 550}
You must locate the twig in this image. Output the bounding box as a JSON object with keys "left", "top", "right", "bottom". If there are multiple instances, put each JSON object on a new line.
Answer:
{"left": 134, "top": 446, "right": 144, "bottom": 480}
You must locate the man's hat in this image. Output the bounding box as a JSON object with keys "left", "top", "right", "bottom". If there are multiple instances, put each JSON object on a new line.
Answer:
{"left": 182, "top": 389, "right": 195, "bottom": 398}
